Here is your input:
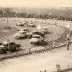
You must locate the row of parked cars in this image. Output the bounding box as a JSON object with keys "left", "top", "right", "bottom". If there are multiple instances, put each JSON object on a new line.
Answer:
{"left": 16, "top": 21, "right": 36, "bottom": 27}
{"left": 14, "top": 28, "right": 29, "bottom": 39}
{"left": 14, "top": 25, "right": 49, "bottom": 45}
{"left": 29, "top": 27, "right": 48, "bottom": 45}
{"left": 0, "top": 20, "right": 49, "bottom": 54}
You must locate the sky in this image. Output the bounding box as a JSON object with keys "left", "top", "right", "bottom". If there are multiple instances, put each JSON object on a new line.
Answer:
{"left": 0, "top": 0, "right": 72, "bottom": 8}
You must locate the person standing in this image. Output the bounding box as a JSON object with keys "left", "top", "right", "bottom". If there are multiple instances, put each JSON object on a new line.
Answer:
{"left": 67, "top": 38, "right": 70, "bottom": 50}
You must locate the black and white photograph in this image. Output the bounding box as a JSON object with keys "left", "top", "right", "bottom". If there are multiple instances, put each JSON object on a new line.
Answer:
{"left": 0, "top": 0, "right": 72, "bottom": 72}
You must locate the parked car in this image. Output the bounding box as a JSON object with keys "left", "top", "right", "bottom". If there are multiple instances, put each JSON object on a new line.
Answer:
{"left": 14, "top": 31, "right": 28, "bottom": 39}
{"left": 2, "top": 41, "right": 21, "bottom": 52}
{"left": 16, "top": 22, "right": 24, "bottom": 26}
{"left": 42, "top": 27, "right": 48, "bottom": 34}
{"left": 14, "top": 33, "right": 27, "bottom": 39}
{"left": 32, "top": 30, "right": 45, "bottom": 37}
{"left": 27, "top": 23, "right": 35, "bottom": 27}
{"left": 29, "top": 35, "right": 45, "bottom": 45}
{"left": 18, "top": 30, "right": 27, "bottom": 34}
{"left": 27, "top": 30, "right": 45, "bottom": 39}
{"left": 18, "top": 28, "right": 29, "bottom": 32}
{"left": 0, "top": 45, "right": 6, "bottom": 53}
{"left": 0, "top": 41, "right": 21, "bottom": 53}
{"left": 32, "top": 34, "right": 41, "bottom": 38}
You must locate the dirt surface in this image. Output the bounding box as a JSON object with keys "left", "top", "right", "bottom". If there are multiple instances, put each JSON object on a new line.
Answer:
{"left": 0, "top": 45, "right": 72, "bottom": 72}
{"left": 0, "top": 20, "right": 17, "bottom": 40}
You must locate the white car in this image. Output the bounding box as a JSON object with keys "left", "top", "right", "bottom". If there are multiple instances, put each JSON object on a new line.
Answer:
{"left": 32, "top": 30, "right": 45, "bottom": 37}
{"left": 16, "top": 22, "right": 24, "bottom": 26}
{"left": 27, "top": 23, "right": 35, "bottom": 27}
{"left": 18, "top": 30, "right": 27, "bottom": 34}
{"left": 42, "top": 27, "right": 48, "bottom": 34}
{"left": 29, "top": 35, "right": 44, "bottom": 45}
{"left": 14, "top": 32, "right": 27, "bottom": 39}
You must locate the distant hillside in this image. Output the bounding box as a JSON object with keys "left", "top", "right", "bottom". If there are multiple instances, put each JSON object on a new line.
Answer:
{"left": 0, "top": 7, "right": 72, "bottom": 21}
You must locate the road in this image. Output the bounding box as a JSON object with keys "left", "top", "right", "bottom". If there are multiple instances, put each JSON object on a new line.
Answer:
{"left": 0, "top": 45, "right": 72, "bottom": 72}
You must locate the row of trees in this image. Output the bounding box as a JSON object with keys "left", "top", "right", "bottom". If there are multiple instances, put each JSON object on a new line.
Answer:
{"left": 0, "top": 7, "right": 72, "bottom": 21}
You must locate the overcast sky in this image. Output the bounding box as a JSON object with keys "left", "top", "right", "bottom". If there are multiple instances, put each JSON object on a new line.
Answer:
{"left": 0, "top": 0, "right": 72, "bottom": 8}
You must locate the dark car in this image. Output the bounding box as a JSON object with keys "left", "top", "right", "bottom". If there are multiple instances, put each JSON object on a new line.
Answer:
{"left": 0, "top": 41, "right": 21, "bottom": 53}
{"left": 3, "top": 41, "right": 21, "bottom": 51}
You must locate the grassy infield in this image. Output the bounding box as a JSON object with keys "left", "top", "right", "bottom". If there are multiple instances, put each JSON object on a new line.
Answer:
{"left": 0, "top": 18, "right": 69, "bottom": 61}
{"left": 0, "top": 19, "right": 68, "bottom": 60}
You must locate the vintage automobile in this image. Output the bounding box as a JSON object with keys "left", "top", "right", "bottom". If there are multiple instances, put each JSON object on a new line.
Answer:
{"left": 32, "top": 30, "right": 45, "bottom": 37}
{"left": 42, "top": 27, "right": 48, "bottom": 34}
{"left": 27, "top": 30, "right": 45, "bottom": 39}
{"left": 3, "top": 41, "right": 21, "bottom": 51}
{"left": 29, "top": 34, "right": 45, "bottom": 45}
{"left": 14, "top": 30, "right": 28, "bottom": 39}
{"left": 0, "top": 41, "right": 21, "bottom": 53}
{"left": 18, "top": 28, "right": 29, "bottom": 32}
{"left": 18, "top": 30, "right": 27, "bottom": 34}
{"left": 14, "top": 33, "right": 27, "bottom": 39}
{"left": 27, "top": 23, "right": 35, "bottom": 27}
{"left": 32, "top": 34, "right": 41, "bottom": 38}
{"left": 16, "top": 22, "right": 24, "bottom": 26}
{"left": 0, "top": 45, "right": 6, "bottom": 53}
